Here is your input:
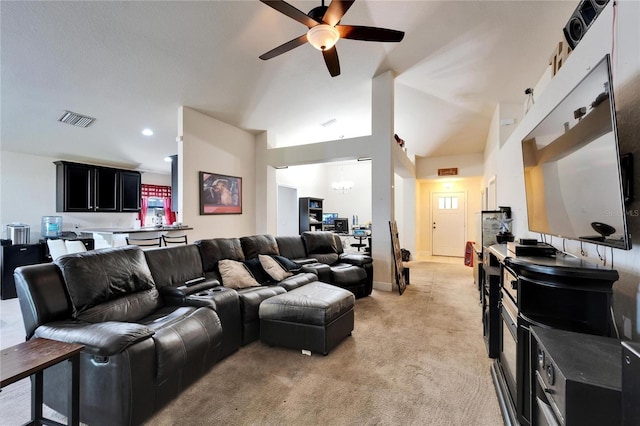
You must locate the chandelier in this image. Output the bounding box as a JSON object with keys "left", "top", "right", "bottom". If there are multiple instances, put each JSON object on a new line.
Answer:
{"left": 332, "top": 179, "right": 353, "bottom": 194}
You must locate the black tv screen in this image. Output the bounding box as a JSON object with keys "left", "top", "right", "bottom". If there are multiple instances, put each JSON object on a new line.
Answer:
{"left": 521, "top": 54, "right": 631, "bottom": 250}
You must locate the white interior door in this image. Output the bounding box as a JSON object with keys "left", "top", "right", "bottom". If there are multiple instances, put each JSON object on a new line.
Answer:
{"left": 431, "top": 192, "right": 466, "bottom": 257}
{"left": 277, "top": 185, "right": 297, "bottom": 236}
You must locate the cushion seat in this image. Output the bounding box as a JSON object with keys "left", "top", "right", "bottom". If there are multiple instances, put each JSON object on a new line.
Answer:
{"left": 259, "top": 282, "right": 355, "bottom": 355}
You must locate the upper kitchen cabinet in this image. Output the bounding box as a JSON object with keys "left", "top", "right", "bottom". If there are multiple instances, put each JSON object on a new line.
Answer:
{"left": 55, "top": 161, "right": 141, "bottom": 213}
{"left": 120, "top": 170, "right": 141, "bottom": 211}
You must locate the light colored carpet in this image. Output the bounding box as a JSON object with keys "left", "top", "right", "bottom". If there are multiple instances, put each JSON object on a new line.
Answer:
{"left": 0, "top": 261, "right": 502, "bottom": 426}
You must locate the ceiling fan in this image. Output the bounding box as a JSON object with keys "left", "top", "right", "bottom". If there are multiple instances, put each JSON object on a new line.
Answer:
{"left": 259, "top": 0, "right": 405, "bottom": 77}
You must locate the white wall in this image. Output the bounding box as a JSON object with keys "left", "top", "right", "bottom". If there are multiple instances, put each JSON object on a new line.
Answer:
{"left": 276, "top": 160, "right": 373, "bottom": 227}
{"left": 0, "top": 151, "right": 170, "bottom": 242}
{"left": 489, "top": 1, "right": 640, "bottom": 341}
{"left": 178, "top": 107, "right": 257, "bottom": 242}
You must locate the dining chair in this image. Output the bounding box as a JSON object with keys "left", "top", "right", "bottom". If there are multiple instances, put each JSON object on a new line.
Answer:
{"left": 46, "top": 239, "right": 68, "bottom": 261}
{"left": 125, "top": 236, "right": 163, "bottom": 248}
{"left": 65, "top": 240, "right": 88, "bottom": 254}
{"left": 162, "top": 235, "right": 188, "bottom": 246}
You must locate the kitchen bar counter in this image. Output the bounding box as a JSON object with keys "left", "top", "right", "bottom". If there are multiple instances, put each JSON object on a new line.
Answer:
{"left": 83, "top": 226, "right": 192, "bottom": 248}
{"left": 83, "top": 226, "right": 192, "bottom": 234}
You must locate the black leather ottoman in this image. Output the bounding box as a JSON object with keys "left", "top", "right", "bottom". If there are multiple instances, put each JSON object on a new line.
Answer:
{"left": 259, "top": 282, "right": 355, "bottom": 355}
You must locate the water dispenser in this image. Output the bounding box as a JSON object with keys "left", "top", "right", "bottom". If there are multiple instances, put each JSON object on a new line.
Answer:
{"left": 41, "top": 216, "right": 63, "bottom": 238}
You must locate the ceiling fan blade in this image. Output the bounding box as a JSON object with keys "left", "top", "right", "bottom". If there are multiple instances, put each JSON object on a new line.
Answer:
{"left": 259, "top": 34, "right": 308, "bottom": 60}
{"left": 323, "top": 0, "right": 355, "bottom": 26}
{"left": 260, "top": 0, "right": 320, "bottom": 28}
{"left": 322, "top": 47, "right": 341, "bottom": 77}
{"left": 336, "top": 25, "right": 405, "bottom": 42}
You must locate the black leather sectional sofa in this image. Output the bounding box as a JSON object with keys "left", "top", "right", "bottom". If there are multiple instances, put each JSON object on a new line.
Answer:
{"left": 13, "top": 231, "right": 372, "bottom": 425}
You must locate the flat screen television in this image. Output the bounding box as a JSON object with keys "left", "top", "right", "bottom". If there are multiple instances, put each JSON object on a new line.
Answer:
{"left": 521, "top": 54, "right": 631, "bottom": 250}
{"left": 322, "top": 212, "right": 338, "bottom": 225}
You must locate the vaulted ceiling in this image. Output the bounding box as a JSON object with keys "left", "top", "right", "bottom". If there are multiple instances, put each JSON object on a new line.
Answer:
{"left": 1, "top": 1, "right": 577, "bottom": 173}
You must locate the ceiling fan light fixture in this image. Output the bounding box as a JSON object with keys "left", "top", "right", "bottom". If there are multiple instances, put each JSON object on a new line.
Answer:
{"left": 307, "top": 24, "right": 339, "bottom": 51}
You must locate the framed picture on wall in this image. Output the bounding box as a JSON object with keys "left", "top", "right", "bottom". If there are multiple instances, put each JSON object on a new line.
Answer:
{"left": 199, "top": 171, "right": 242, "bottom": 215}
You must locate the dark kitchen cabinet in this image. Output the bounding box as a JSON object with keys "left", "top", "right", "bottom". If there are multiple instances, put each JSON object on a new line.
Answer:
{"left": 55, "top": 161, "right": 141, "bottom": 213}
{"left": 58, "top": 162, "right": 92, "bottom": 212}
{"left": 94, "top": 167, "right": 119, "bottom": 212}
{"left": 120, "top": 171, "right": 141, "bottom": 211}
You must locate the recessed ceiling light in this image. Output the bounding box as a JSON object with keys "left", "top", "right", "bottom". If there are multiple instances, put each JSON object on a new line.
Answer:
{"left": 164, "top": 156, "right": 173, "bottom": 162}
{"left": 142, "top": 128, "right": 154, "bottom": 136}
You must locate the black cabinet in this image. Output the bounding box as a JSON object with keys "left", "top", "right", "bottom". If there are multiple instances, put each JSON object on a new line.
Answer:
{"left": 487, "top": 244, "right": 619, "bottom": 426}
{"left": 55, "top": 161, "right": 141, "bottom": 213}
{"left": 94, "top": 167, "right": 119, "bottom": 212}
{"left": 482, "top": 250, "right": 500, "bottom": 359}
{"left": 58, "top": 162, "right": 92, "bottom": 212}
{"left": 1, "top": 244, "right": 43, "bottom": 299}
{"left": 299, "top": 197, "right": 323, "bottom": 234}
{"left": 120, "top": 171, "right": 141, "bottom": 211}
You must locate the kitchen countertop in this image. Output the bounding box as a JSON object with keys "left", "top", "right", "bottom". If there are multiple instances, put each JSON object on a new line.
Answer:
{"left": 83, "top": 226, "right": 192, "bottom": 234}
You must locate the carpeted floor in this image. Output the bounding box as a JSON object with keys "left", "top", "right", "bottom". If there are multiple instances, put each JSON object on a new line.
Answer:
{"left": 0, "top": 261, "right": 502, "bottom": 426}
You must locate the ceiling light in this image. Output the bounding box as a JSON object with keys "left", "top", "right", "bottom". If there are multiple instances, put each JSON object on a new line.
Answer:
{"left": 164, "top": 156, "right": 173, "bottom": 162}
{"left": 307, "top": 25, "right": 339, "bottom": 51}
{"left": 332, "top": 179, "right": 353, "bottom": 194}
{"left": 142, "top": 128, "right": 154, "bottom": 136}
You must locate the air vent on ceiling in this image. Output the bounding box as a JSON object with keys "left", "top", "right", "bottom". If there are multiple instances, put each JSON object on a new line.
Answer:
{"left": 320, "top": 118, "right": 337, "bottom": 127}
{"left": 58, "top": 110, "right": 95, "bottom": 128}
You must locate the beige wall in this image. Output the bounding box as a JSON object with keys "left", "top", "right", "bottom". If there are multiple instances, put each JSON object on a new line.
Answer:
{"left": 416, "top": 177, "right": 483, "bottom": 258}
{"left": 178, "top": 107, "right": 257, "bottom": 242}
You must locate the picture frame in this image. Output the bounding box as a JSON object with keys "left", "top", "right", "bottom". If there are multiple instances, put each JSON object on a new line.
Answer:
{"left": 199, "top": 171, "right": 242, "bottom": 215}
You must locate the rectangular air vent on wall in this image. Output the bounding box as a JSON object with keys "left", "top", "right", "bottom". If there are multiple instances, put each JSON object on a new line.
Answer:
{"left": 58, "top": 110, "right": 95, "bottom": 128}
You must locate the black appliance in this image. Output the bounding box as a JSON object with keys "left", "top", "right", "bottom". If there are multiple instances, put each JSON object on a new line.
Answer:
{"left": 530, "top": 326, "right": 621, "bottom": 425}
{"left": 507, "top": 241, "right": 557, "bottom": 257}
{"left": 334, "top": 218, "right": 349, "bottom": 234}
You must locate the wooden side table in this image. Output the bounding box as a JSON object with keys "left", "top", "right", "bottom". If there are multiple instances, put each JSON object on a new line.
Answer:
{"left": 1, "top": 338, "right": 84, "bottom": 426}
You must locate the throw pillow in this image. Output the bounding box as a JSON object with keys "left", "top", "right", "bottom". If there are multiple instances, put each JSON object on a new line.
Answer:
{"left": 218, "top": 259, "right": 260, "bottom": 289}
{"left": 243, "top": 258, "right": 271, "bottom": 284}
{"left": 259, "top": 254, "right": 293, "bottom": 282}
{"left": 271, "top": 255, "right": 300, "bottom": 272}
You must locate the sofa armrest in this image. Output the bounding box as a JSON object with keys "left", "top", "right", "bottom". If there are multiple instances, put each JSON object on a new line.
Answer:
{"left": 34, "top": 320, "right": 154, "bottom": 357}
{"left": 339, "top": 253, "right": 373, "bottom": 266}
{"left": 159, "top": 279, "right": 220, "bottom": 298}
{"left": 292, "top": 258, "right": 320, "bottom": 266}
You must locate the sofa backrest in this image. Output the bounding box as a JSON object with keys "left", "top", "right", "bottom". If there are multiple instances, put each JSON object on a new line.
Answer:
{"left": 55, "top": 246, "right": 160, "bottom": 323}
{"left": 240, "top": 234, "right": 279, "bottom": 259}
{"left": 301, "top": 231, "right": 340, "bottom": 264}
{"left": 195, "top": 238, "right": 245, "bottom": 276}
{"left": 275, "top": 236, "right": 307, "bottom": 260}
{"left": 14, "top": 263, "right": 71, "bottom": 339}
{"left": 144, "top": 244, "right": 205, "bottom": 288}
